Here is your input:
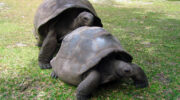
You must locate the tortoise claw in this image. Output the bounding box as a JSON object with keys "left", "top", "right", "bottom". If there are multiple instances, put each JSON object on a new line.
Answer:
{"left": 51, "top": 71, "right": 58, "bottom": 79}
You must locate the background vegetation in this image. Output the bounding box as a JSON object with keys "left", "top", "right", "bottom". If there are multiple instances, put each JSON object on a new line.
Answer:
{"left": 0, "top": 0, "right": 179, "bottom": 99}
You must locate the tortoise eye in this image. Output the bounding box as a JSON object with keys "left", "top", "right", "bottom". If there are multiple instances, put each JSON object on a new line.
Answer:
{"left": 83, "top": 17, "right": 89, "bottom": 21}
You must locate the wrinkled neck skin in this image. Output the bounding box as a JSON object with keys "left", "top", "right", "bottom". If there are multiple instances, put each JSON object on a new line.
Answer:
{"left": 112, "top": 60, "right": 126, "bottom": 78}
{"left": 71, "top": 17, "right": 86, "bottom": 29}
{"left": 96, "top": 58, "right": 123, "bottom": 83}
{"left": 111, "top": 59, "right": 132, "bottom": 79}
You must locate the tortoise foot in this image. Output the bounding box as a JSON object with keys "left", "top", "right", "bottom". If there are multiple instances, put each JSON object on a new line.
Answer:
{"left": 39, "top": 62, "right": 52, "bottom": 69}
{"left": 77, "top": 95, "right": 90, "bottom": 100}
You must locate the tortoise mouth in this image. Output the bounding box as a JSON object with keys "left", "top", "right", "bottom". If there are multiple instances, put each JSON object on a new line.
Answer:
{"left": 115, "top": 71, "right": 132, "bottom": 78}
{"left": 115, "top": 72, "right": 123, "bottom": 78}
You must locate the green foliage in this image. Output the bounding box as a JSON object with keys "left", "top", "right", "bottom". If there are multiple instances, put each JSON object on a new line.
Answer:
{"left": 0, "top": 0, "right": 179, "bottom": 99}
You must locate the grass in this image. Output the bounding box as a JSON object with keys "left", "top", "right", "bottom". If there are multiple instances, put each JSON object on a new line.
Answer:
{"left": 0, "top": 0, "right": 179, "bottom": 99}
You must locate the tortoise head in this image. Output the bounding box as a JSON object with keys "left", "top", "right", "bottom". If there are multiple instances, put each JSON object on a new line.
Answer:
{"left": 114, "top": 60, "right": 149, "bottom": 88}
{"left": 72, "top": 11, "right": 94, "bottom": 28}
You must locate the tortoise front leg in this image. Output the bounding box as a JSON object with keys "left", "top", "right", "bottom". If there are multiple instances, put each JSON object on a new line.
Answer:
{"left": 130, "top": 64, "right": 149, "bottom": 88}
{"left": 38, "top": 30, "right": 58, "bottom": 69}
{"left": 77, "top": 70, "right": 100, "bottom": 100}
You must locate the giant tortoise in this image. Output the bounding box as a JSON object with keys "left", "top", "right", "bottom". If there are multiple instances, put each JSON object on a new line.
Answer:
{"left": 34, "top": 0, "right": 103, "bottom": 69}
{"left": 50, "top": 26, "right": 149, "bottom": 100}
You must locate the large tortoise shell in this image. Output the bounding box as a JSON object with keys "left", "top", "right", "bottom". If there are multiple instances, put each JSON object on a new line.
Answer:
{"left": 34, "top": 0, "right": 102, "bottom": 38}
{"left": 50, "top": 26, "right": 133, "bottom": 85}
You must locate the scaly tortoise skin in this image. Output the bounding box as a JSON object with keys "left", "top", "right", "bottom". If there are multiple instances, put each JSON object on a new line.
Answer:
{"left": 50, "top": 26, "right": 148, "bottom": 100}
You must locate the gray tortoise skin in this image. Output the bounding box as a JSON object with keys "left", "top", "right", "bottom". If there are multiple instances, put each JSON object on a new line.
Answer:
{"left": 33, "top": 0, "right": 103, "bottom": 69}
{"left": 50, "top": 26, "right": 149, "bottom": 100}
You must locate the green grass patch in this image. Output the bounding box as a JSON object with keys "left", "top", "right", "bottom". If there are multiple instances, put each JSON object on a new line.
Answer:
{"left": 0, "top": 0, "right": 179, "bottom": 99}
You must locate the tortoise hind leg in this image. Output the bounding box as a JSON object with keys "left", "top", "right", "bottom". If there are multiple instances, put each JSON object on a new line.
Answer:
{"left": 77, "top": 70, "right": 100, "bottom": 100}
{"left": 38, "top": 30, "right": 58, "bottom": 69}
